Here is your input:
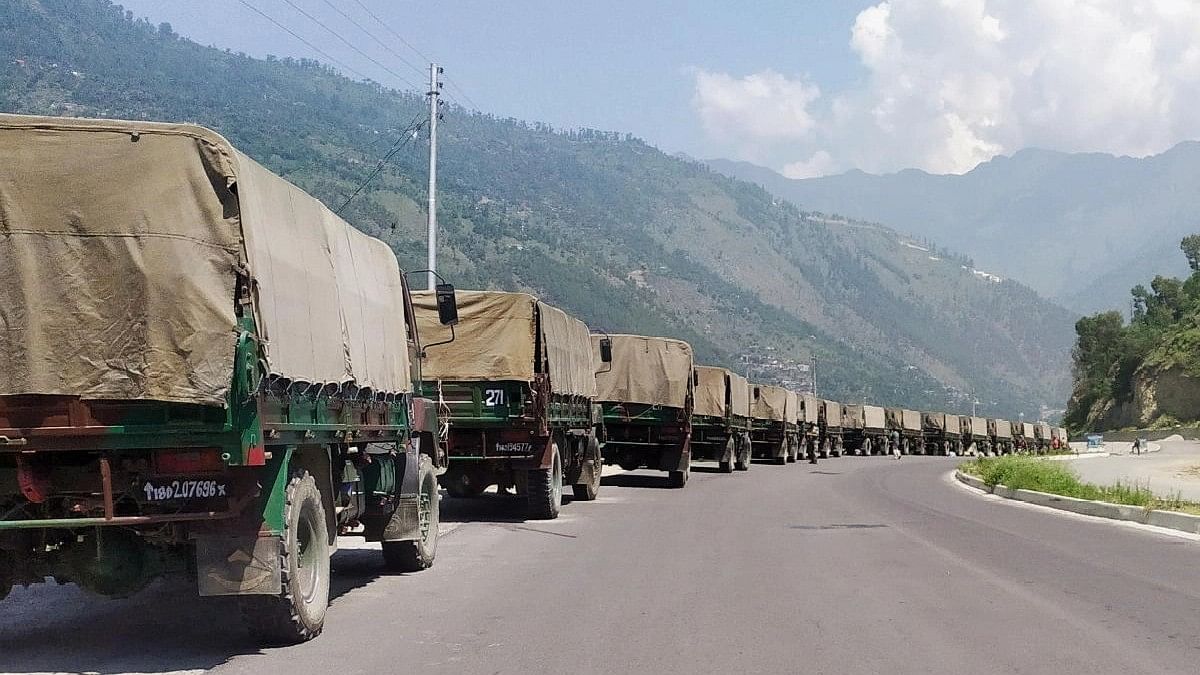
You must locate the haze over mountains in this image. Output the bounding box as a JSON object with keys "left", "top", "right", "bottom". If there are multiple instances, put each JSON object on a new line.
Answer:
{"left": 709, "top": 145, "right": 1200, "bottom": 315}
{"left": 0, "top": 0, "right": 1073, "bottom": 417}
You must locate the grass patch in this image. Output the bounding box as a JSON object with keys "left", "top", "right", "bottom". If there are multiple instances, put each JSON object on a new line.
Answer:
{"left": 959, "top": 455, "right": 1200, "bottom": 516}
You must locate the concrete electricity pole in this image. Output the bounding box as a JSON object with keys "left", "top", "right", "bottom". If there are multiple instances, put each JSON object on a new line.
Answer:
{"left": 426, "top": 63, "right": 443, "bottom": 290}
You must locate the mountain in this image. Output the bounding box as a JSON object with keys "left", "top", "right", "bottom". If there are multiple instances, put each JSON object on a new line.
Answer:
{"left": 0, "top": 0, "right": 1073, "bottom": 417}
{"left": 708, "top": 145, "right": 1200, "bottom": 315}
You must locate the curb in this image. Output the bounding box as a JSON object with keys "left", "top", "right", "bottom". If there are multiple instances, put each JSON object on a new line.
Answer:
{"left": 954, "top": 470, "right": 1200, "bottom": 535}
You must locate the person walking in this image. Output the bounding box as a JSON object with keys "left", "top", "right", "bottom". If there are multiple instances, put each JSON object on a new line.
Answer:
{"left": 891, "top": 429, "right": 902, "bottom": 460}
{"left": 1132, "top": 437, "right": 1142, "bottom": 455}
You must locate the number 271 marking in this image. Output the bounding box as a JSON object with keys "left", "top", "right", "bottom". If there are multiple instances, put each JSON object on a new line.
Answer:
{"left": 483, "top": 389, "right": 505, "bottom": 406}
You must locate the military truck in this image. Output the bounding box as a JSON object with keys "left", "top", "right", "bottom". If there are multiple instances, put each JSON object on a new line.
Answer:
{"left": 595, "top": 335, "right": 695, "bottom": 488}
{"left": 845, "top": 404, "right": 887, "bottom": 455}
{"left": 1035, "top": 422, "right": 1052, "bottom": 453}
{"left": 412, "top": 291, "right": 603, "bottom": 520}
{"left": 749, "top": 385, "right": 798, "bottom": 465}
{"left": 988, "top": 418, "right": 1014, "bottom": 454}
{"left": 885, "top": 408, "right": 923, "bottom": 455}
{"left": 690, "top": 367, "right": 753, "bottom": 472}
{"left": 922, "top": 412, "right": 963, "bottom": 455}
{"left": 1019, "top": 422, "right": 1037, "bottom": 453}
{"left": 0, "top": 115, "right": 452, "bottom": 644}
{"left": 962, "top": 416, "right": 991, "bottom": 455}
{"left": 819, "top": 399, "right": 846, "bottom": 457}
{"left": 798, "top": 394, "right": 826, "bottom": 458}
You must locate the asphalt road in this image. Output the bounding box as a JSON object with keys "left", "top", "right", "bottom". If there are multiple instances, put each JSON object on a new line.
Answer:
{"left": 2, "top": 457, "right": 1198, "bottom": 675}
{"left": 1069, "top": 438, "right": 1200, "bottom": 501}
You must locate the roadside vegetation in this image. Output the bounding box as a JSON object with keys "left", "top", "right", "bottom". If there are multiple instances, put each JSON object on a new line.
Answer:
{"left": 1065, "top": 235, "right": 1200, "bottom": 432}
{"left": 959, "top": 455, "right": 1200, "bottom": 515}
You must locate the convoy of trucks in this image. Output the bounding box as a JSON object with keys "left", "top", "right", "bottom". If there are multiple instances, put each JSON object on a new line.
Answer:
{"left": 0, "top": 113, "right": 1072, "bottom": 645}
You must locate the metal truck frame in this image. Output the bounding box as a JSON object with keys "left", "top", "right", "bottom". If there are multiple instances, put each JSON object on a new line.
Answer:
{"left": 414, "top": 292, "right": 605, "bottom": 520}
{"left": 0, "top": 114, "right": 453, "bottom": 645}
{"left": 690, "top": 367, "right": 753, "bottom": 473}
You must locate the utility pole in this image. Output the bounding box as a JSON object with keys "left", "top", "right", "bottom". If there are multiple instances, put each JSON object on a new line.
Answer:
{"left": 426, "top": 62, "right": 443, "bottom": 290}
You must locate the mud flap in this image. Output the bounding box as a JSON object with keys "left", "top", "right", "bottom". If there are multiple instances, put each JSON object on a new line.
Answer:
{"left": 194, "top": 534, "right": 281, "bottom": 597}
{"left": 381, "top": 496, "right": 420, "bottom": 542}
{"left": 658, "top": 442, "right": 690, "bottom": 473}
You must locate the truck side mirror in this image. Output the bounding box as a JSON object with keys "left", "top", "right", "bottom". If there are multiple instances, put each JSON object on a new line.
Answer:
{"left": 435, "top": 283, "right": 458, "bottom": 326}
{"left": 599, "top": 337, "right": 613, "bottom": 363}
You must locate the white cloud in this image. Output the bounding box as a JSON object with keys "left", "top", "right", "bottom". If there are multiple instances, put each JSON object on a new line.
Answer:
{"left": 692, "top": 0, "right": 1200, "bottom": 176}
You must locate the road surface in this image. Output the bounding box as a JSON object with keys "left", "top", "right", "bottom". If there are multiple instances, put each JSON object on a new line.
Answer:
{"left": 1069, "top": 437, "right": 1200, "bottom": 501}
{"left": 1, "top": 458, "right": 1198, "bottom": 674}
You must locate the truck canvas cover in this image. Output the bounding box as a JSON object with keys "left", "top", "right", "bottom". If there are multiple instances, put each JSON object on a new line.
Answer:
{"left": 923, "top": 412, "right": 959, "bottom": 432}
{"left": 843, "top": 404, "right": 865, "bottom": 430}
{"left": 991, "top": 419, "right": 1013, "bottom": 439}
{"left": 801, "top": 394, "right": 820, "bottom": 424}
{"left": 0, "top": 114, "right": 410, "bottom": 406}
{"left": 751, "top": 385, "right": 788, "bottom": 422}
{"left": 963, "top": 416, "right": 988, "bottom": 438}
{"left": 863, "top": 405, "right": 886, "bottom": 431}
{"left": 886, "top": 408, "right": 922, "bottom": 432}
{"left": 594, "top": 334, "right": 693, "bottom": 408}
{"left": 728, "top": 371, "right": 751, "bottom": 418}
{"left": 1036, "top": 422, "right": 1051, "bottom": 439}
{"left": 785, "top": 390, "right": 799, "bottom": 425}
{"left": 693, "top": 366, "right": 727, "bottom": 418}
{"left": 823, "top": 400, "right": 843, "bottom": 428}
{"left": 413, "top": 291, "right": 597, "bottom": 398}
{"left": 1023, "top": 422, "right": 1036, "bottom": 438}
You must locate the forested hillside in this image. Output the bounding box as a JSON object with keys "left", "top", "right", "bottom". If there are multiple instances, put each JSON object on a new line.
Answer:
{"left": 710, "top": 146, "right": 1200, "bottom": 315}
{"left": 0, "top": 0, "right": 1073, "bottom": 417}
{"left": 1066, "top": 236, "right": 1200, "bottom": 431}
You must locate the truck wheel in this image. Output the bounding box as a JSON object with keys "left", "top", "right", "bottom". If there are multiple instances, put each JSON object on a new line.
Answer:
{"left": 241, "top": 470, "right": 330, "bottom": 645}
{"left": 667, "top": 463, "right": 689, "bottom": 488}
{"left": 735, "top": 434, "right": 751, "bottom": 471}
{"left": 383, "top": 455, "right": 440, "bottom": 572}
{"left": 572, "top": 436, "right": 602, "bottom": 501}
{"left": 526, "top": 442, "right": 563, "bottom": 520}
{"left": 718, "top": 437, "right": 735, "bottom": 473}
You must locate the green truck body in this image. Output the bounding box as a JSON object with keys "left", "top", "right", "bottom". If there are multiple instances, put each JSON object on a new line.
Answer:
{"left": 0, "top": 115, "right": 450, "bottom": 644}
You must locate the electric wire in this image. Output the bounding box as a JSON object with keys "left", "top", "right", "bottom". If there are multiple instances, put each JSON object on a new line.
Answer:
{"left": 276, "top": 0, "right": 422, "bottom": 91}
{"left": 344, "top": 0, "right": 483, "bottom": 111}
{"left": 336, "top": 113, "right": 428, "bottom": 214}
{"left": 318, "top": 0, "right": 426, "bottom": 80}
{"left": 236, "top": 0, "right": 372, "bottom": 81}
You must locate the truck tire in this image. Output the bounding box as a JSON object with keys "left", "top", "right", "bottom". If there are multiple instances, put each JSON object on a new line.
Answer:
{"left": 735, "top": 433, "right": 752, "bottom": 471}
{"left": 667, "top": 463, "right": 689, "bottom": 488}
{"left": 572, "top": 435, "right": 603, "bottom": 501}
{"left": 526, "top": 442, "right": 563, "bottom": 520}
{"left": 241, "top": 470, "right": 330, "bottom": 645}
{"left": 718, "top": 437, "right": 735, "bottom": 473}
{"left": 382, "top": 455, "right": 440, "bottom": 572}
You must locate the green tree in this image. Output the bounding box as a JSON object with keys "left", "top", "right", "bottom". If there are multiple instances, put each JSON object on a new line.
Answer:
{"left": 1181, "top": 234, "right": 1200, "bottom": 272}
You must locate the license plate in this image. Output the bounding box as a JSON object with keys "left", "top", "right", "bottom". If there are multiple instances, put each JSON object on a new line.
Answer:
{"left": 493, "top": 442, "right": 533, "bottom": 455}
{"left": 141, "top": 479, "right": 228, "bottom": 502}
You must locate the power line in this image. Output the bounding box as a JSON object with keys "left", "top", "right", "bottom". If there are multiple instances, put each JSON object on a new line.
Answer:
{"left": 236, "top": 0, "right": 372, "bottom": 81}
{"left": 337, "top": 113, "right": 428, "bottom": 214}
{"left": 343, "top": 0, "right": 484, "bottom": 112}
{"left": 350, "top": 0, "right": 433, "bottom": 63}
{"left": 277, "top": 0, "right": 422, "bottom": 91}
{"left": 318, "top": 0, "right": 426, "bottom": 80}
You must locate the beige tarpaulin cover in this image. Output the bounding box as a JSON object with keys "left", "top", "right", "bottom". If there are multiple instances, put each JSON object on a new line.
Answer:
{"left": 863, "top": 405, "right": 886, "bottom": 430}
{"left": 752, "top": 385, "right": 788, "bottom": 422}
{"left": 992, "top": 419, "right": 1013, "bottom": 439}
{"left": 801, "top": 394, "right": 820, "bottom": 424}
{"left": 963, "top": 416, "right": 988, "bottom": 437}
{"left": 412, "top": 291, "right": 596, "bottom": 398}
{"left": 785, "top": 390, "right": 800, "bottom": 424}
{"left": 0, "top": 114, "right": 411, "bottom": 405}
{"left": 843, "top": 404, "right": 864, "bottom": 430}
{"left": 693, "top": 366, "right": 727, "bottom": 418}
{"left": 823, "top": 400, "right": 844, "bottom": 428}
{"left": 887, "top": 408, "right": 922, "bottom": 431}
{"left": 923, "top": 412, "right": 958, "bottom": 432}
{"left": 1022, "top": 422, "right": 1035, "bottom": 438}
{"left": 1036, "top": 422, "right": 1051, "bottom": 439}
{"left": 728, "top": 371, "right": 751, "bottom": 418}
{"left": 593, "top": 334, "right": 693, "bottom": 408}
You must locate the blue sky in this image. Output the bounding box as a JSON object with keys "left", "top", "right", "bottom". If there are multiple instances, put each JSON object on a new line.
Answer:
{"left": 114, "top": 1, "right": 1200, "bottom": 176}
{"left": 116, "top": 0, "right": 873, "bottom": 161}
